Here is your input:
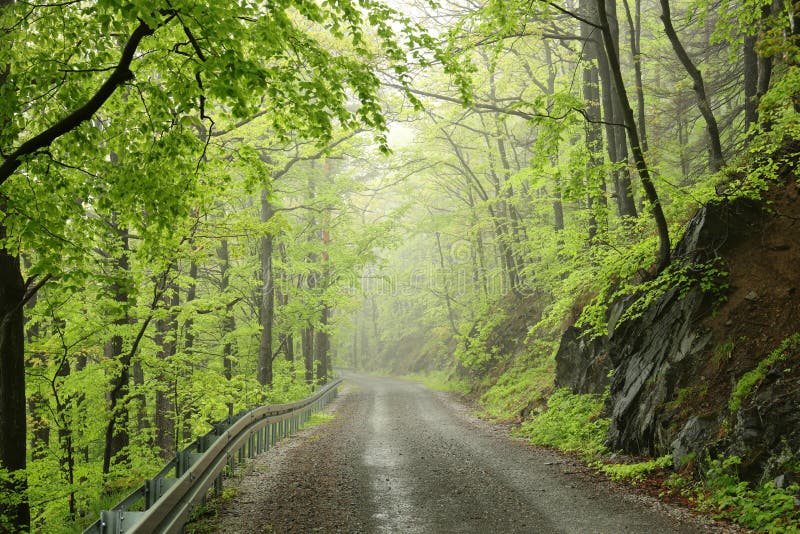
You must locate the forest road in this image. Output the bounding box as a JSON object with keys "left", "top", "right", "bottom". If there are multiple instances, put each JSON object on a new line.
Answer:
{"left": 208, "top": 374, "right": 728, "bottom": 534}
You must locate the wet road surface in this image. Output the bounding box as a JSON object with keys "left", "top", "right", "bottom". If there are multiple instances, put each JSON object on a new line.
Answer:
{"left": 207, "top": 374, "right": 726, "bottom": 533}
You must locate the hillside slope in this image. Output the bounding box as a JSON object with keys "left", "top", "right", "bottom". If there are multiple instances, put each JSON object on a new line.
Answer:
{"left": 556, "top": 159, "right": 800, "bottom": 484}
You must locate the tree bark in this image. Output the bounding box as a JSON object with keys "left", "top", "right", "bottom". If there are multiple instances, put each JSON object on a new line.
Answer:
{"left": 314, "top": 307, "right": 330, "bottom": 384}
{"left": 218, "top": 239, "right": 236, "bottom": 417}
{"left": 25, "top": 277, "right": 49, "bottom": 462}
{"left": 596, "top": 0, "right": 671, "bottom": 270}
{"left": 155, "top": 282, "right": 179, "bottom": 460}
{"left": 659, "top": 0, "right": 725, "bottom": 172}
{"left": 102, "top": 219, "right": 132, "bottom": 474}
{"left": 302, "top": 326, "right": 315, "bottom": 384}
{"left": 258, "top": 188, "right": 275, "bottom": 386}
{"left": 0, "top": 218, "right": 30, "bottom": 530}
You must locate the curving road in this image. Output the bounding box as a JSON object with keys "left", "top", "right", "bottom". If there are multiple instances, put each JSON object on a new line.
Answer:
{"left": 206, "top": 374, "right": 728, "bottom": 533}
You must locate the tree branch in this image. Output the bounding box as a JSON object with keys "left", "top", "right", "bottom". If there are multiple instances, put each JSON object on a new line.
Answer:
{"left": 0, "top": 14, "right": 176, "bottom": 186}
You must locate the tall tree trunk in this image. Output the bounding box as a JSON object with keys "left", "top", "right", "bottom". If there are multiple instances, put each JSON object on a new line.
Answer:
{"left": 580, "top": 2, "right": 610, "bottom": 238}
{"left": 179, "top": 255, "right": 198, "bottom": 443}
{"left": 591, "top": 0, "right": 636, "bottom": 220}
{"left": 277, "top": 244, "right": 294, "bottom": 363}
{"left": 302, "top": 326, "right": 315, "bottom": 384}
{"left": 596, "top": 0, "right": 671, "bottom": 270}
{"left": 0, "top": 219, "right": 30, "bottom": 531}
{"left": 218, "top": 239, "right": 236, "bottom": 417}
{"left": 315, "top": 307, "right": 330, "bottom": 384}
{"left": 102, "top": 219, "right": 132, "bottom": 474}
{"left": 433, "top": 229, "right": 459, "bottom": 336}
{"left": 744, "top": 33, "right": 759, "bottom": 134}
{"left": 659, "top": 0, "right": 725, "bottom": 171}
{"left": 258, "top": 188, "right": 275, "bottom": 386}
{"left": 52, "top": 353, "right": 78, "bottom": 519}
{"left": 622, "top": 0, "right": 648, "bottom": 153}
{"left": 25, "top": 278, "right": 49, "bottom": 462}
{"left": 155, "top": 282, "right": 179, "bottom": 460}
{"left": 0, "top": 0, "right": 30, "bottom": 522}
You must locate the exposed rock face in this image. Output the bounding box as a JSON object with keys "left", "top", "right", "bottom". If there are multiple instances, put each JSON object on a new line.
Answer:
{"left": 725, "top": 367, "right": 800, "bottom": 483}
{"left": 555, "top": 197, "right": 766, "bottom": 456}
{"left": 554, "top": 299, "right": 626, "bottom": 395}
{"left": 606, "top": 283, "right": 713, "bottom": 454}
{"left": 554, "top": 325, "right": 612, "bottom": 395}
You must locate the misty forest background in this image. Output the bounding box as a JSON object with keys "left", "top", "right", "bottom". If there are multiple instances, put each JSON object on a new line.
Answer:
{"left": 1, "top": 0, "right": 799, "bottom": 531}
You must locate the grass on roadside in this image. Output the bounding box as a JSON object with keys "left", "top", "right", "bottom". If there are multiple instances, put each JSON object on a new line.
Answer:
{"left": 303, "top": 412, "right": 336, "bottom": 428}
{"left": 401, "top": 370, "right": 471, "bottom": 395}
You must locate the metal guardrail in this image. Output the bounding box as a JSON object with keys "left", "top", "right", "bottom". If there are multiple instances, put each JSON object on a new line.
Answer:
{"left": 83, "top": 379, "right": 342, "bottom": 534}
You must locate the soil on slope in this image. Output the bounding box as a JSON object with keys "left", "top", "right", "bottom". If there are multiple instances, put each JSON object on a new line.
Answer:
{"left": 673, "top": 174, "right": 800, "bottom": 447}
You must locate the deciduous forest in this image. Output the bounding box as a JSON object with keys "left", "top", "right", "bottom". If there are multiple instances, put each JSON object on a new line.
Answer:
{"left": 2, "top": 0, "right": 800, "bottom": 531}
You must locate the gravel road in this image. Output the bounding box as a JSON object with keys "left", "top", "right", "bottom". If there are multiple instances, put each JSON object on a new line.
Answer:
{"left": 203, "top": 374, "right": 735, "bottom": 533}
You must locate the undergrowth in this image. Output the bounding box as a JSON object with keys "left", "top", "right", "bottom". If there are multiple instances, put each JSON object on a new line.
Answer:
{"left": 479, "top": 359, "right": 553, "bottom": 420}
{"left": 403, "top": 370, "right": 470, "bottom": 394}
{"left": 595, "top": 455, "right": 673, "bottom": 483}
{"left": 516, "top": 388, "right": 609, "bottom": 458}
{"left": 689, "top": 456, "right": 800, "bottom": 533}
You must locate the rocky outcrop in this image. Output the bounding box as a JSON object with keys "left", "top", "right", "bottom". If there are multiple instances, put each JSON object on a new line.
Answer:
{"left": 724, "top": 363, "right": 800, "bottom": 483}
{"left": 555, "top": 197, "right": 766, "bottom": 457}
{"left": 605, "top": 283, "right": 713, "bottom": 454}
{"left": 554, "top": 299, "right": 627, "bottom": 395}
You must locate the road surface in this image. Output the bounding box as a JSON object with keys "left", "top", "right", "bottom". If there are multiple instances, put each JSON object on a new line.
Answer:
{"left": 202, "top": 374, "right": 730, "bottom": 533}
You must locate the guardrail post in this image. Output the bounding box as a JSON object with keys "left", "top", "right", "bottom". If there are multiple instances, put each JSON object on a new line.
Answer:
{"left": 176, "top": 451, "right": 202, "bottom": 477}
{"left": 99, "top": 510, "right": 146, "bottom": 534}
{"left": 145, "top": 478, "right": 178, "bottom": 509}
{"left": 213, "top": 472, "right": 223, "bottom": 496}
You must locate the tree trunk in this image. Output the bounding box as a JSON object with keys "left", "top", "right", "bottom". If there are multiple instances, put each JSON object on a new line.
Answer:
{"left": 179, "top": 255, "right": 198, "bottom": 443}
{"left": 25, "top": 280, "right": 49, "bottom": 462}
{"left": 433, "top": 229, "right": 459, "bottom": 336}
{"left": 302, "top": 327, "right": 315, "bottom": 384}
{"left": 258, "top": 188, "right": 275, "bottom": 386}
{"left": 659, "top": 0, "right": 725, "bottom": 172}
{"left": 53, "top": 355, "right": 78, "bottom": 518}
{"left": 314, "top": 307, "right": 330, "bottom": 384}
{"left": 743, "top": 33, "right": 759, "bottom": 134}
{"left": 102, "top": 217, "right": 132, "bottom": 474}
{"left": 622, "top": 0, "right": 648, "bottom": 153}
{"left": 0, "top": 223, "right": 30, "bottom": 531}
{"left": 218, "top": 239, "right": 236, "bottom": 417}
{"left": 155, "top": 282, "right": 179, "bottom": 460}
{"left": 580, "top": 1, "right": 610, "bottom": 238}
{"left": 596, "top": 0, "right": 671, "bottom": 270}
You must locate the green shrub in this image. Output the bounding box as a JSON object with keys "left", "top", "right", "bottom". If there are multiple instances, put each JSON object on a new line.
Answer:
{"left": 479, "top": 360, "right": 553, "bottom": 420}
{"left": 517, "top": 388, "right": 609, "bottom": 457}
{"left": 694, "top": 456, "right": 800, "bottom": 532}
{"left": 596, "top": 455, "right": 672, "bottom": 483}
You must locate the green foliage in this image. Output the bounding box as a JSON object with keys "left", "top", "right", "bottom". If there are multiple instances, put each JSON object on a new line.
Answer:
{"left": 403, "top": 370, "right": 471, "bottom": 395}
{"left": 479, "top": 358, "right": 554, "bottom": 420}
{"left": 517, "top": 388, "right": 609, "bottom": 457}
{"left": 577, "top": 255, "right": 729, "bottom": 340}
{"left": 596, "top": 455, "right": 673, "bottom": 483}
{"left": 729, "top": 333, "right": 800, "bottom": 412}
{"left": 455, "top": 310, "right": 508, "bottom": 371}
{"left": 303, "top": 412, "right": 336, "bottom": 428}
{"left": 693, "top": 456, "right": 800, "bottom": 532}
